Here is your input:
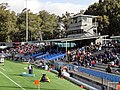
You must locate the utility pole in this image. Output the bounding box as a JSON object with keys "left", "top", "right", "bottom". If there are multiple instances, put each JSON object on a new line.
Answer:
{"left": 26, "top": 0, "right": 28, "bottom": 42}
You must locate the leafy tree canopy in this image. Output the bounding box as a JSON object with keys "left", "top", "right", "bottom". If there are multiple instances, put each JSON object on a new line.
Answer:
{"left": 85, "top": 0, "right": 120, "bottom": 36}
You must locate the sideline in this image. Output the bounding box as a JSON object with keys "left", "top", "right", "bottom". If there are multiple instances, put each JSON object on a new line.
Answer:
{"left": 0, "top": 71, "right": 26, "bottom": 90}
{"left": 0, "top": 67, "right": 6, "bottom": 71}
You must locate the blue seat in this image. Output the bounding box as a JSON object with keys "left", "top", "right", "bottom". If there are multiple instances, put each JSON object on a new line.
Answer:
{"left": 76, "top": 65, "right": 120, "bottom": 82}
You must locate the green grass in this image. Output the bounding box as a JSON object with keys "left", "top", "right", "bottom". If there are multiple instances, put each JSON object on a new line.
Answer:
{"left": 0, "top": 60, "right": 85, "bottom": 90}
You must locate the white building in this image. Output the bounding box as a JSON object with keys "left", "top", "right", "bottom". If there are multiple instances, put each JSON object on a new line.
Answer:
{"left": 67, "top": 14, "right": 98, "bottom": 38}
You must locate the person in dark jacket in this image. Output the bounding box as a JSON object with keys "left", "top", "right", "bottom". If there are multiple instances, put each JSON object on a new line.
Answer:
{"left": 58, "top": 67, "right": 62, "bottom": 78}
{"left": 105, "top": 65, "right": 112, "bottom": 73}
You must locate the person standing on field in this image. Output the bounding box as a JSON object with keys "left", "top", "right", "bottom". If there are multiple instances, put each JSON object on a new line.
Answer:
{"left": 28, "top": 64, "right": 33, "bottom": 74}
{"left": 0, "top": 53, "right": 5, "bottom": 66}
{"left": 58, "top": 67, "right": 62, "bottom": 78}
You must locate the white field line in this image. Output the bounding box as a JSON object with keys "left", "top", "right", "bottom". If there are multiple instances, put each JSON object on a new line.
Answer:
{"left": 0, "top": 71, "right": 26, "bottom": 90}
{"left": 0, "top": 67, "right": 6, "bottom": 71}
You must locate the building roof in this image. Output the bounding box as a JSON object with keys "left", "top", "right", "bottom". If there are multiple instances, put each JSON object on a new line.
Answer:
{"left": 44, "top": 36, "right": 97, "bottom": 42}
{"left": 110, "top": 36, "right": 120, "bottom": 39}
{"left": 43, "top": 35, "right": 108, "bottom": 42}
{"left": 71, "top": 14, "right": 98, "bottom": 18}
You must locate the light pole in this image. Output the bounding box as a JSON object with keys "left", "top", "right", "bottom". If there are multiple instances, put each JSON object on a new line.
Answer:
{"left": 26, "top": 0, "right": 28, "bottom": 42}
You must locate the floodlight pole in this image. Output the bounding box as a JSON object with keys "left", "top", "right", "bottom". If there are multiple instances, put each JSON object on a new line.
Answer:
{"left": 26, "top": 0, "right": 28, "bottom": 42}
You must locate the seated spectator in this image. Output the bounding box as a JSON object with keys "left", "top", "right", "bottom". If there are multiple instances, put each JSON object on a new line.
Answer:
{"left": 91, "top": 60, "right": 95, "bottom": 67}
{"left": 40, "top": 74, "right": 50, "bottom": 82}
{"left": 105, "top": 65, "right": 112, "bottom": 73}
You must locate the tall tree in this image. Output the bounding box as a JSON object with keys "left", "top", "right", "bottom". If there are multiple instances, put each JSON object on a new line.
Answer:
{"left": 54, "top": 16, "right": 65, "bottom": 38}
{"left": 38, "top": 10, "right": 58, "bottom": 40}
{"left": 17, "top": 11, "right": 26, "bottom": 41}
{"left": 6, "top": 11, "right": 18, "bottom": 42}
{"left": 84, "top": 0, "right": 120, "bottom": 36}
{"left": 0, "top": 3, "right": 17, "bottom": 42}
{"left": 61, "top": 11, "right": 71, "bottom": 37}
{"left": 17, "top": 10, "right": 40, "bottom": 41}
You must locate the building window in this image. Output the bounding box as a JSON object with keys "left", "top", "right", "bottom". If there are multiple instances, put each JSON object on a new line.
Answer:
{"left": 73, "top": 17, "right": 77, "bottom": 23}
{"left": 77, "top": 30, "right": 81, "bottom": 34}
{"left": 81, "top": 29, "right": 83, "bottom": 33}
{"left": 83, "top": 17, "right": 87, "bottom": 22}
{"left": 93, "top": 29, "right": 97, "bottom": 33}
{"left": 75, "top": 20, "right": 77, "bottom": 23}
{"left": 79, "top": 20, "right": 82, "bottom": 22}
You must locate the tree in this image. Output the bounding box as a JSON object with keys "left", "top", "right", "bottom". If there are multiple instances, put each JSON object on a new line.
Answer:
{"left": 0, "top": 3, "right": 17, "bottom": 42}
{"left": 99, "top": 0, "right": 103, "bottom": 3}
{"left": 84, "top": 0, "right": 120, "bottom": 36}
{"left": 17, "top": 9, "right": 40, "bottom": 41}
{"left": 17, "top": 11, "right": 27, "bottom": 41}
{"left": 38, "top": 10, "right": 58, "bottom": 40}
{"left": 61, "top": 11, "right": 71, "bottom": 37}
{"left": 6, "top": 11, "right": 18, "bottom": 42}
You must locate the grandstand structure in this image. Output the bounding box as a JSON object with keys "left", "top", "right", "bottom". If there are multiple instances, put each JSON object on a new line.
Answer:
{"left": 54, "top": 61, "right": 120, "bottom": 89}
{"left": 44, "top": 14, "right": 108, "bottom": 48}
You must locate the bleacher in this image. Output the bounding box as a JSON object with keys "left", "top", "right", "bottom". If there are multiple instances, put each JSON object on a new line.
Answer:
{"left": 55, "top": 62, "right": 120, "bottom": 82}
{"left": 46, "top": 53, "right": 66, "bottom": 60}
{"left": 35, "top": 53, "right": 49, "bottom": 60}
{"left": 76, "top": 66, "right": 120, "bottom": 82}
{"left": 35, "top": 53, "right": 66, "bottom": 61}
{"left": 50, "top": 69, "right": 98, "bottom": 90}
{"left": 31, "top": 52, "right": 43, "bottom": 58}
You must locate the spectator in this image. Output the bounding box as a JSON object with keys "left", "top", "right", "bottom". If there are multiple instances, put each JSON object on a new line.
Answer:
{"left": 105, "top": 65, "right": 112, "bottom": 73}
{"left": 28, "top": 64, "right": 33, "bottom": 74}
{"left": 58, "top": 67, "right": 62, "bottom": 78}
{"left": 0, "top": 53, "right": 5, "bottom": 66}
{"left": 91, "top": 60, "right": 95, "bottom": 67}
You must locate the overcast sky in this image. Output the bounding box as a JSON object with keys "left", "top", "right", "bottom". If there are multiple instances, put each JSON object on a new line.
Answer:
{"left": 0, "top": 0, "right": 99, "bottom": 16}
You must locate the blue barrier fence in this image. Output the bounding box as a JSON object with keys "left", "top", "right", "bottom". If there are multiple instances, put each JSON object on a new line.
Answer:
{"left": 35, "top": 53, "right": 66, "bottom": 61}
{"left": 31, "top": 52, "right": 43, "bottom": 57}
{"left": 55, "top": 62, "right": 120, "bottom": 82}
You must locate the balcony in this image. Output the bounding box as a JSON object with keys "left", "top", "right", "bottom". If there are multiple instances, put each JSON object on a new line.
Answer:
{"left": 92, "top": 22, "right": 98, "bottom": 27}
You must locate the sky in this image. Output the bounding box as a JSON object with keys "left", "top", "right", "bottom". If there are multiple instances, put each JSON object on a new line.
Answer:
{"left": 0, "top": 0, "right": 99, "bottom": 16}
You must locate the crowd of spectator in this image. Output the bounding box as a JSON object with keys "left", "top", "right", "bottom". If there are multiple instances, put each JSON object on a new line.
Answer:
{"left": 1, "top": 44, "right": 45, "bottom": 62}
{"left": 64, "top": 41, "right": 120, "bottom": 73}
{"left": 1, "top": 40, "right": 120, "bottom": 73}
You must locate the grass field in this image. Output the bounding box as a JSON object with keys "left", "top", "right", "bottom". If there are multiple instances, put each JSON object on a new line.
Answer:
{"left": 0, "top": 60, "right": 85, "bottom": 90}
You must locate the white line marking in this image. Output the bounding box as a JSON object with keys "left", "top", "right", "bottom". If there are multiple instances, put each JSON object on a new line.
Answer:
{"left": 0, "top": 71, "right": 26, "bottom": 90}
{"left": 0, "top": 67, "right": 6, "bottom": 71}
